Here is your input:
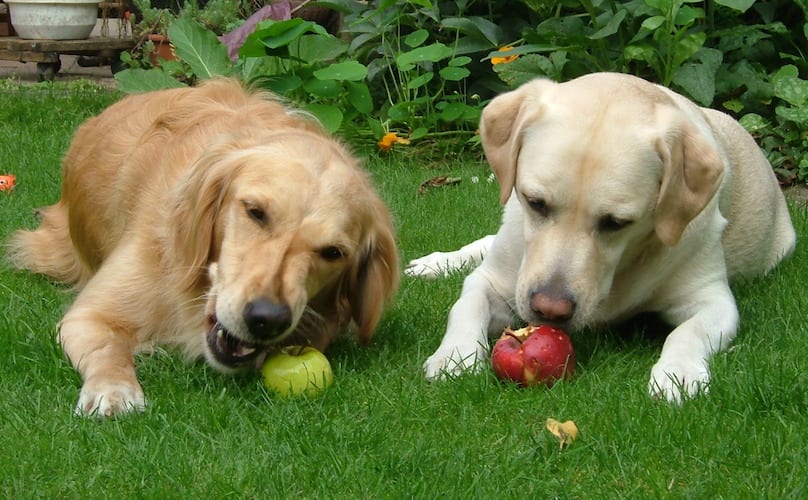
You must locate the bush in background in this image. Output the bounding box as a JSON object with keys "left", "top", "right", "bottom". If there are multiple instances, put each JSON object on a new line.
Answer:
{"left": 117, "top": 0, "right": 807, "bottom": 183}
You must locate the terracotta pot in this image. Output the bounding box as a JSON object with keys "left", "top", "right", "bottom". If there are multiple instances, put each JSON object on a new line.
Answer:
{"left": 147, "top": 33, "right": 176, "bottom": 65}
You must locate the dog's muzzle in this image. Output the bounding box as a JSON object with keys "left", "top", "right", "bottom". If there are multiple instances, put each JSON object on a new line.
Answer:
{"left": 206, "top": 318, "right": 264, "bottom": 369}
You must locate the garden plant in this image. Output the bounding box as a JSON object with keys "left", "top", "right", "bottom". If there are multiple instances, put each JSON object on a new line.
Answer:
{"left": 119, "top": 0, "right": 808, "bottom": 183}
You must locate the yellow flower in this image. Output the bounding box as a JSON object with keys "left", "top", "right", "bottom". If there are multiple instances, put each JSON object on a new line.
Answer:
{"left": 377, "top": 132, "right": 410, "bottom": 151}
{"left": 491, "top": 46, "right": 518, "bottom": 65}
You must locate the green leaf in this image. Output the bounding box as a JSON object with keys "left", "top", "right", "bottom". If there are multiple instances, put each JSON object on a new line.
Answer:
{"left": 722, "top": 100, "right": 744, "bottom": 113}
{"left": 366, "top": 117, "right": 384, "bottom": 139}
{"left": 255, "top": 19, "right": 329, "bottom": 50}
{"left": 454, "top": 36, "right": 498, "bottom": 56}
{"left": 388, "top": 102, "right": 410, "bottom": 121}
{"left": 240, "top": 57, "right": 274, "bottom": 84}
{"left": 672, "top": 48, "right": 722, "bottom": 106}
{"left": 672, "top": 31, "right": 706, "bottom": 70}
{"left": 410, "top": 127, "right": 428, "bottom": 140}
{"left": 294, "top": 35, "right": 347, "bottom": 63}
{"left": 396, "top": 43, "right": 454, "bottom": 69}
{"left": 304, "top": 103, "right": 343, "bottom": 133}
{"left": 114, "top": 68, "right": 187, "bottom": 93}
{"left": 493, "top": 53, "right": 559, "bottom": 87}
{"left": 407, "top": 72, "right": 434, "bottom": 90}
{"left": 483, "top": 44, "right": 563, "bottom": 61}
{"left": 438, "top": 66, "right": 471, "bottom": 81}
{"left": 640, "top": 15, "right": 666, "bottom": 32}
{"left": 168, "top": 18, "right": 232, "bottom": 79}
{"left": 643, "top": 0, "right": 669, "bottom": 10}
{"left": 303, "top": 78, "right": 342, "bottom": 98}
{"left": 674, "top": 6, "right": 705, "bottom": 27}
{"left": 346, "top": 81, "right": 373, "bottom": 114}
{"left": 438, "top": 102, "right": 467, "bottom": 122}
{"left": 313, "top": 61, "right": 368, "bottom": 82}
{"left": 404, "top": 29, "right": 429, "bottom": 49}
{"left": 624, "top": 44, "right": 658, "bottom": 66}
{"left": 589, "top": 9, "right": 627, "bottom": 40}
{"left": 772, "top": 65, "right": 808, "bottom": 107}
{"left": 262, "top": 74, "right": 304, "bottom": 94}
{"left": 715, "top": 0, "right": 755, "bottom": 12}
{"left": 449, "top": 56, "right": 472, "bottom": 67}
{"left": 440, "top": 16, "right": 503, "bottom": 46}
{"left": 776, "top": 105, "right": 808, "bottom": 126}
{"left": 738, "top": 113, "right": 770, "bottom": 133}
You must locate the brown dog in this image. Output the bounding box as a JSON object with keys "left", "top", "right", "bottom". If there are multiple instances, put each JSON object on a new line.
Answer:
{"left": 8, "top": 79, "right": 399, "bottom": 417}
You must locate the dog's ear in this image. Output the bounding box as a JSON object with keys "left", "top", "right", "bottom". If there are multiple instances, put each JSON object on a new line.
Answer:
{"left": 343, "top": 204, "right": 400, "bottom": 344}
{"left": 653, "top": 108, "right": 724, "bottom": 246}
{"left": 480, "top": 78, "right": 552, "bottom": 204}
{"left": 169, "top": 150, "right": 235, "bottom": 292}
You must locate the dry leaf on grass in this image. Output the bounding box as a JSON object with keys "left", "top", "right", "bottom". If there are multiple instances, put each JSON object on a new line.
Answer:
{"left": 545, "top": 418, "right": 579, "bottom": 449}
{"left": 418, "top": 175, "right": 461, "bottom": 195}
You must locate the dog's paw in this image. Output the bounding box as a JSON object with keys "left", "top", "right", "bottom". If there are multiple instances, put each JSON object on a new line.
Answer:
{"left": 76, "top": 378, "right": 146, "bottom": 418}
{"left": 648, "top": 358, "right": 711, "bottom": 404}
{"left": 405, "top": 252, "right": 457, "bottom": 279}
{"left": 423, "top": 343, "right": 487, "bottom": 380}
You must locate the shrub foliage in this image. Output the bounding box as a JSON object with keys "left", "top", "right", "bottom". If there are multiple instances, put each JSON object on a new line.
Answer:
{"left": 119, "top": 0, "right": 808, "bottom": 183}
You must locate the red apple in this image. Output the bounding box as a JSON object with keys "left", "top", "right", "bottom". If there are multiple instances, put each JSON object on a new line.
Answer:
{"left": 491, "top": 325, "right": 576, "bottom": 387}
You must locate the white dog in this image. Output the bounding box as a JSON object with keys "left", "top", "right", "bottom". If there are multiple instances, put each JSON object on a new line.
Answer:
{"left": 407, "top": 72, "right": 796, "bottom": 403}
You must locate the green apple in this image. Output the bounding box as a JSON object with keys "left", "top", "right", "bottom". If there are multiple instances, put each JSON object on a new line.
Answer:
{"left": 261, "top": 346, "right": 334, "bottom": 398}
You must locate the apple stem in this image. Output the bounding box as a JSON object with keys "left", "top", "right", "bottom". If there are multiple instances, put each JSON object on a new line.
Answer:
{"left": 504, "top": 331, "right": 524, "bottom": 344}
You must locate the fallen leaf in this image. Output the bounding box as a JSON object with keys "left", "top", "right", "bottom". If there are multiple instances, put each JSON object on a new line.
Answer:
{"left": 0, "top": 174, "right": 16, "bottom": 192}
{"left": 418, "top": 175, "right": 461, "bottom": 195}
{"left": 545, "top": 418, "right": 579, "bottom": 449}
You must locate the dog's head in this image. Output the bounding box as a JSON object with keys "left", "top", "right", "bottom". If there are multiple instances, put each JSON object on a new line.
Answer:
{"left": 480, "top": 73, "right": 724, "bottom": 328}
{"left": 169, "top": 130, "right": 399, "bottom": 371}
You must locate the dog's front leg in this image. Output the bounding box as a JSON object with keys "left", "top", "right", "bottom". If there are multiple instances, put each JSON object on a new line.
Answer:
{"left": 649, "top": 284, "right": 739, "bottom": 404}
{"left": 59, "top": 308, "right": 145, "bottom": 417}
{"left": 423, "top": 269, "right": 513, "bottom": 380}
{"left": 405, "top": 235, "right": 495, "bottom": 279}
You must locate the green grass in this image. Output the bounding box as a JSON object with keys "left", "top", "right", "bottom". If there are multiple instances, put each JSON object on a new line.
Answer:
{"left": 1, "top": 82, "right": 806, "bottom": 498}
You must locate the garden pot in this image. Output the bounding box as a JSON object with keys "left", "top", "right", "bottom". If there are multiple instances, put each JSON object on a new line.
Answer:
{"left": 5, "top": 0, "right": 98, "bottom": 40}
{"left": 147, "top": 33, "right": 177, "bottom": 65}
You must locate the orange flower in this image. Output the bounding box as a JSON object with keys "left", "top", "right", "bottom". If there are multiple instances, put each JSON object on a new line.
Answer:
{"left": 377, "top": 132, "right": 410, "bottom": 151}
{"left": 491, "top": 46, "right": 518, "bottom": 65}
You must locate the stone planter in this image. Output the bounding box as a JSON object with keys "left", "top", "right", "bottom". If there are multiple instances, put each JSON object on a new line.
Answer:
{"left": 4, "top": 0, "right": 98, "bottom": 40}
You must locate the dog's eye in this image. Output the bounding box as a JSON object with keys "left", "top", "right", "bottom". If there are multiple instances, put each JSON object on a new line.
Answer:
{"left": 527, "top": 198, "right": 551, "bottom": 218}
{"left": 598, "top": 215, "right": 631, "bottom": 232}
{"left": 318, "top": 246, "right": 345, "bottom": 262}
{"left": 244, "top": 203, "right": 268, "bottom": 225}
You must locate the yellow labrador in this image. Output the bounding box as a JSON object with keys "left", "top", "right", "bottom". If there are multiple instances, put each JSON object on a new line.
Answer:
{"left": 8, "top": 79, "right": 399, "bottom": 417}
{"left": 408, "top": 72, "right": 795, "bottom": 403}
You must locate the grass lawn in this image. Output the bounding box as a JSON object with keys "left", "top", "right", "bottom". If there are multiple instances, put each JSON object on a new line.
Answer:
{"left": 1, "top": 81, "right": 806, "bottom": 498}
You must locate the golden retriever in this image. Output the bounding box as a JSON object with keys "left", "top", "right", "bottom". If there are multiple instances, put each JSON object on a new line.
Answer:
{"left": 407, "top": 72, "right": 796, "bottom": 403}
{"left": 8, "top": 79, "right": 399, "bottom": 417}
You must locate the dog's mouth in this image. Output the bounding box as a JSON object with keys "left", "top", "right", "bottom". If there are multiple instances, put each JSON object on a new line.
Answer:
{"left": 206, "top": 315, "right": 268, "bottom": 369}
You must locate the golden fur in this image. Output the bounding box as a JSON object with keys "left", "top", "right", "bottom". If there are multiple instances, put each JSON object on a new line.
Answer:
{"left": 8, "top": 79, "right": 399, "bottom": 417}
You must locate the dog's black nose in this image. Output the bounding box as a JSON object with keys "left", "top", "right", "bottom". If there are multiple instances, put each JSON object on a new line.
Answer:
{"left": 243, "top": 298, "right": 292, "bottom": 340}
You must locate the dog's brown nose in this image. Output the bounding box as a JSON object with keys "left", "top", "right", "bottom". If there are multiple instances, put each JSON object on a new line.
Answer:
{"left": 243, "top": 298, "right": 292, "bottom": 340}
{"left": 530, "top": 290, "right": 575, "bottom": 322}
